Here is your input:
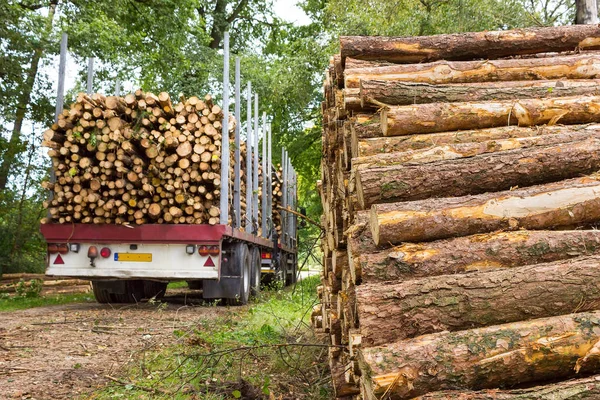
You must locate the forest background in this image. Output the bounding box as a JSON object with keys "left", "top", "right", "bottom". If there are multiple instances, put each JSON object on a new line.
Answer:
{"left": 0, "top": 0, "right": 577, "bottom": 275}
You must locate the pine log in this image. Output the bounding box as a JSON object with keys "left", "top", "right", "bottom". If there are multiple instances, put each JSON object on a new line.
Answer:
{"left": 359, "top": 79, "right": 600, "bottom": 108}
{"left": 353, "top": 128, "right": 600, "bottom": 170}
{"left": 344, "top": 53, "right": 600, "bottom": 88}
{"left": 414, "top": 376, "right": 600, "bottom": 399}
{"left": 357, "top": 136, "right": 600, "bottom": 208}
{"left": 357, "top": 255, "right": 600, "bottom": 345}
{"left": 358, "top": 229, "right": 600, "bottom": 283}
{"left": 353, "top": 123, "right": 600, "bottom": 158}
{"left": 359, "top": 311, "right": 600, "bottom": 400}
{"left": 381, "top": 95, "right": 600, "bottom": 137}
{"left": 370, "top": 175, "right": 600, "bottom": 245}
{"left": 340, "top": 25, "right": 600, "bottom": 64}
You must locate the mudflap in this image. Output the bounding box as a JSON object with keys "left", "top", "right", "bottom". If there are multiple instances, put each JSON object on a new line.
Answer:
{"left": 202, "top": 242, "right": 246, "bottom": 300}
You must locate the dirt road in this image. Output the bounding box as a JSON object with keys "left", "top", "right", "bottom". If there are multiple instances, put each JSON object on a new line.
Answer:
{"left": 0, "top": 293, "right": 231, "bottom": 399}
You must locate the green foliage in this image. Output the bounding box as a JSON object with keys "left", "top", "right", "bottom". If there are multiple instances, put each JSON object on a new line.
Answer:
{"left": 0, "top": 292, "right": 94, "bottom": 312}
{"left": 14, "top": 278, "right": 43, "bottom": 298}
{"left": 92, "top": 275, "right": 330, "bottom": 399}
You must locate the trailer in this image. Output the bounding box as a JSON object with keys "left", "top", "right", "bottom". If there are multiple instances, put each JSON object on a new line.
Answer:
{"left": 40, "top": 32, "right": 299, "bottom": 304}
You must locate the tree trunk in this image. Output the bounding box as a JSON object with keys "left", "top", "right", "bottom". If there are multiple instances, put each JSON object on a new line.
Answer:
{"left": 340, "top": 25, "right": 600, "bottom": 64}
{"left": 370, "top": 175, "right": 600, "bottom": 245}
{"left": 357, "top": 136, "right": 600, "bottom": 209}
{"left": 359, "top": 79, "right": 600, "bottom": 108}
{"left": 353, "top": 123, "right": 600, "bottom": 158}
{"left": 357, "top": 229, "right": 600, "bottom": 283}
{"left": 359, "top": 311, "right": 600, "bottom": 400}
{"left": 414, "top": 376, "right": 600, "bottom": 399}
{"left": 353, "top": 128, "right": 600, "bottom": 171}
{"left": 576, "top": 0, "right": 599, "bottom": 24}
{"left": 357, "top": 255, "right": 600, "bottom": 345}
{"left": 344, "top": 53, "right": 600, "bottom": 88}
{"left": 381, "top": 95, "right": 600, "bottom": 137}
{"left": 0, "top": 1, "right": 57, "bottom": 191}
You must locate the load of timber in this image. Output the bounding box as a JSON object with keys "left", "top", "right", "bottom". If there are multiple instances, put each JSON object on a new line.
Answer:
{"left": 315, "top": 23, "right": 600, "bottom": 399}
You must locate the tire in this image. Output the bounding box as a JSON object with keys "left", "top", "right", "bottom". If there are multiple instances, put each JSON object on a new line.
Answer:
{"left": 250, "top": 247, "right": 261, "bottom": 297}
{"left": 287, "top": 255, "right": 298, "bottom": 285}
{"left": 280, "top": 254, "right": 289, "bottom": 286}
{"left": 225, "top": 243, "right": 251, "bottom": 305}
{"left": 91, "top": 280, "right": 144, "bottom": 304}
{"left": 142, "top": 280, "right": 168, "bottom": 300}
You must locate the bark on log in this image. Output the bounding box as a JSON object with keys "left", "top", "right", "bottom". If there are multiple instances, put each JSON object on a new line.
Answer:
{"left": 357, "top": 136, "right": 600, "bottom": 208}
{"left": 413, "top": 376, "right": 600, "bottom": 399}
{"left": 370, "top": 175, "right": 600, "bottom": 245}
{"left": 353, "top": 123, "right": 600, "bottom": 158}
{"left": 381, "top": 95, "right": 600, "bottom": 137}
{"left": 353, "top": 128, "right": 600, "bottom": 170}
{"left": 358, "top": 229, "right": 600, "bottom": 283}
{"left": 344, "top": 53, "right": 600, "bottom": 88}
{"left": 359, "top": 79, "right": 600, "bottom": 108}
{"left": 359, "top": 311, "right": 600, "bottom": 400}
{"left": 340, "top": 25, "right": 600, "bottom": 64}
{"left": 357, "top": 255, "right": 600, "bottom": 345}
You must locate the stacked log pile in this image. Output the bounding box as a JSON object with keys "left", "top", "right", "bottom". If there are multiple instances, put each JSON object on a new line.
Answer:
{"left": 41, "top": 91, "right": 252, "bottom": 226}
{"left": 313, "top": 24, "right": 600, "bottom": 399}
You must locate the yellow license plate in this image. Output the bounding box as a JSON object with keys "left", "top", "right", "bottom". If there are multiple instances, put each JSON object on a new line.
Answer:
{"left": 115, "top": 253, "right": 152, "bottom": 262}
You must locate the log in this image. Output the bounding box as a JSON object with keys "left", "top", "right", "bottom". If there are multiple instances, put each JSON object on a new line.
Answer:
{"left": 359, "top": 79, "right": 600, "bottom": 108}
{"left": 381, "top": 95, "right": 600, "bottom": 137}
{"left": 353, "top": 123, "right": 600, "bottom": 158}
{"left": 344, "top": 53, "right": 600, "bottom": 88}
{"left": 356, "top": 135, "right": 600, "bottom": 208}
{"left": 357, "top": 254, "right": 600, "bottom": 345}
{"left": 357, "top": 229, "right": 600, "bottom": 283}
{"left": 370, "top": 175, "right": 600, "bottom": 245}
{"left": 353, "top": 128, "right": 600, "bottom": 170}
{"left": 413, "top": 376, "right": 600, "bottom": 399}
{"left": 340, "top": 25, "right": 600, "bottom": 64}
{"left": 359, "top": 310, "right": 600, "bottom": 400}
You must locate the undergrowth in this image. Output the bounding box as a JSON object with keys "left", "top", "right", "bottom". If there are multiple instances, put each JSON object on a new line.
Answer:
{"left": 0, "top": 292, "right": 94, "bottom": 312}
{"left": 89, "top": 275, "right": 331, "bottom": 399}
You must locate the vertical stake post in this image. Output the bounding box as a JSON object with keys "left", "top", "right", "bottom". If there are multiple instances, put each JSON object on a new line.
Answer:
{"left": 55, "top": 33, "right": 68, "bottom": 123}
{"left": 86, "top": 57, "right": 94, "bottom": 95}
{"left": 115, "top": 76, "right": 121, "bottom": 97}
{"left": 281, "top": 147, "right": 287, "bottom": 246}
{"left": 219, "top": 32, "right": 230, "bottom": 225}
{"left": 261, "top": 112, "right": 267, "bottom": 237}
{"left": 267, "top": 123, "right": 273, "bottom": 236}
{"left": 233, "top": 57, "right": 241, "bottom": 228}
{"left": 253, "top": 94, "right": 259, "bottom": 233}
{"left": 245, "top": 82, "right": 253, "bottom": 232}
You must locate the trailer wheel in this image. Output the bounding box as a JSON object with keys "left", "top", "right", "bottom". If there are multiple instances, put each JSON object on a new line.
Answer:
{"left": 280, "top": 254, "right": 289, "bottom": 286}
{"left": 288, "top": 255, "right": 298, "bottom": 285}
{"left": 225, "top": 243, "right": 251, "bottom": 305}
{"left": 91, "top": 280, "right": 144, "bottom": 304}
{"left": 250, "top": 247, "right": 261, "bottom": 297}
{"left": 142, "top": 280, "right": 168, "bottom": 300}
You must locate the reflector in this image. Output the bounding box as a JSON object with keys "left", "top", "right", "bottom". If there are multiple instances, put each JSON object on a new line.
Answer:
{"left": 54, "top": 254, "right": 65, "bottom": 265}
{"left": 204, "top": 257, "right": 215, "bottom": 267}
{"left": 100, "top": 247, "right": 111, "bottom": 258}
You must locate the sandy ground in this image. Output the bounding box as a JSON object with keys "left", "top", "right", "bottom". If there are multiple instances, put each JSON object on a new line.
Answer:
{"left": 0, "top": 293, "right": 230, "bottom": 400}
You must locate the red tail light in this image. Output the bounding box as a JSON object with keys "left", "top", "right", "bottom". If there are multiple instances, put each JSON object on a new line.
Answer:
{"left": 208, "top": 246, "right": 220, "bottom": 256}
{"left": 58, "top": 244, "right": 69, "bottom": 254}
{"left": 100, "top": 247, "right": 111, "bottom": 258}
{"left": 48, "top": 244, "right": 59, "bottom": 254}
{"left": 198, "top": 245, "right": 209, "bottom": 256}
{"left": 261, "top": 252, "right": 271, "bottom": 259}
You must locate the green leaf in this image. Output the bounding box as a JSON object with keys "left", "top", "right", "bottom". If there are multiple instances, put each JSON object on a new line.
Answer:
{"left": 232, "top": 390, "right": 242, "bottom": 398}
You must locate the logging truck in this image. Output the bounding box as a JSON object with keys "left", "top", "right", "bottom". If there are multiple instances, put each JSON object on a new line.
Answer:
{"left": 40, "top": 33, "right": 299, "bottom": 304}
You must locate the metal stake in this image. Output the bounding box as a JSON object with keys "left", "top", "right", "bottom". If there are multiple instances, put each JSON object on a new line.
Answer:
{"left": 219, "top": 32, "right": 230, "bottom": 225}
{"left": 233, "top": 57, "right": 241, "bottom": 228}
{"left": 245, "top": 82, "right": 253, "bottom": 232}
{"left": 86, "top": 57, "right": 94, "bottom": 95}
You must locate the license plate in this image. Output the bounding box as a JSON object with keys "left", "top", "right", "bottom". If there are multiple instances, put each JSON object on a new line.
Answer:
{"left": 114, "top": 253, "right": 152, "bottom": 262}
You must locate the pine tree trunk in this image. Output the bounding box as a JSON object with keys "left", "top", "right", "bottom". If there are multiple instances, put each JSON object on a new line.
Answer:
{"left": 357, "top": 229, "right": 600, "bottom": 283}
{"left": 357, "top": 255, "right": 600, "bottom": 345}
{"left": 356, "top": 136, "right": 600, "bottom": 208}
{"left": 340, "top": 25, "right": 600, "bottom": 64}
{"left": 370, "top": 175, "right": 600, "bottom": 245}
{"left": 381, "top": 96, "right": 600, "bottom": 137}
{"left": 359, "top": 79, "right": 600, "bottom": 108}
{"left": 359, "top": 311, "right": 600, "bottom": 400}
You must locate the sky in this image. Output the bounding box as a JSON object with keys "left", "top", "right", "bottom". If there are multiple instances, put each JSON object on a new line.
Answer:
{"left": 273, "top": 0, "right": 312, "bottom": 25}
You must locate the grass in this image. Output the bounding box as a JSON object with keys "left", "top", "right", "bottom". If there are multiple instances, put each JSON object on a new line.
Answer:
{"left": 0, "top": 292, "right": 94, "bottom": 312}
{"left": 89, "top": 275, "right": 331, "bottom": 400}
